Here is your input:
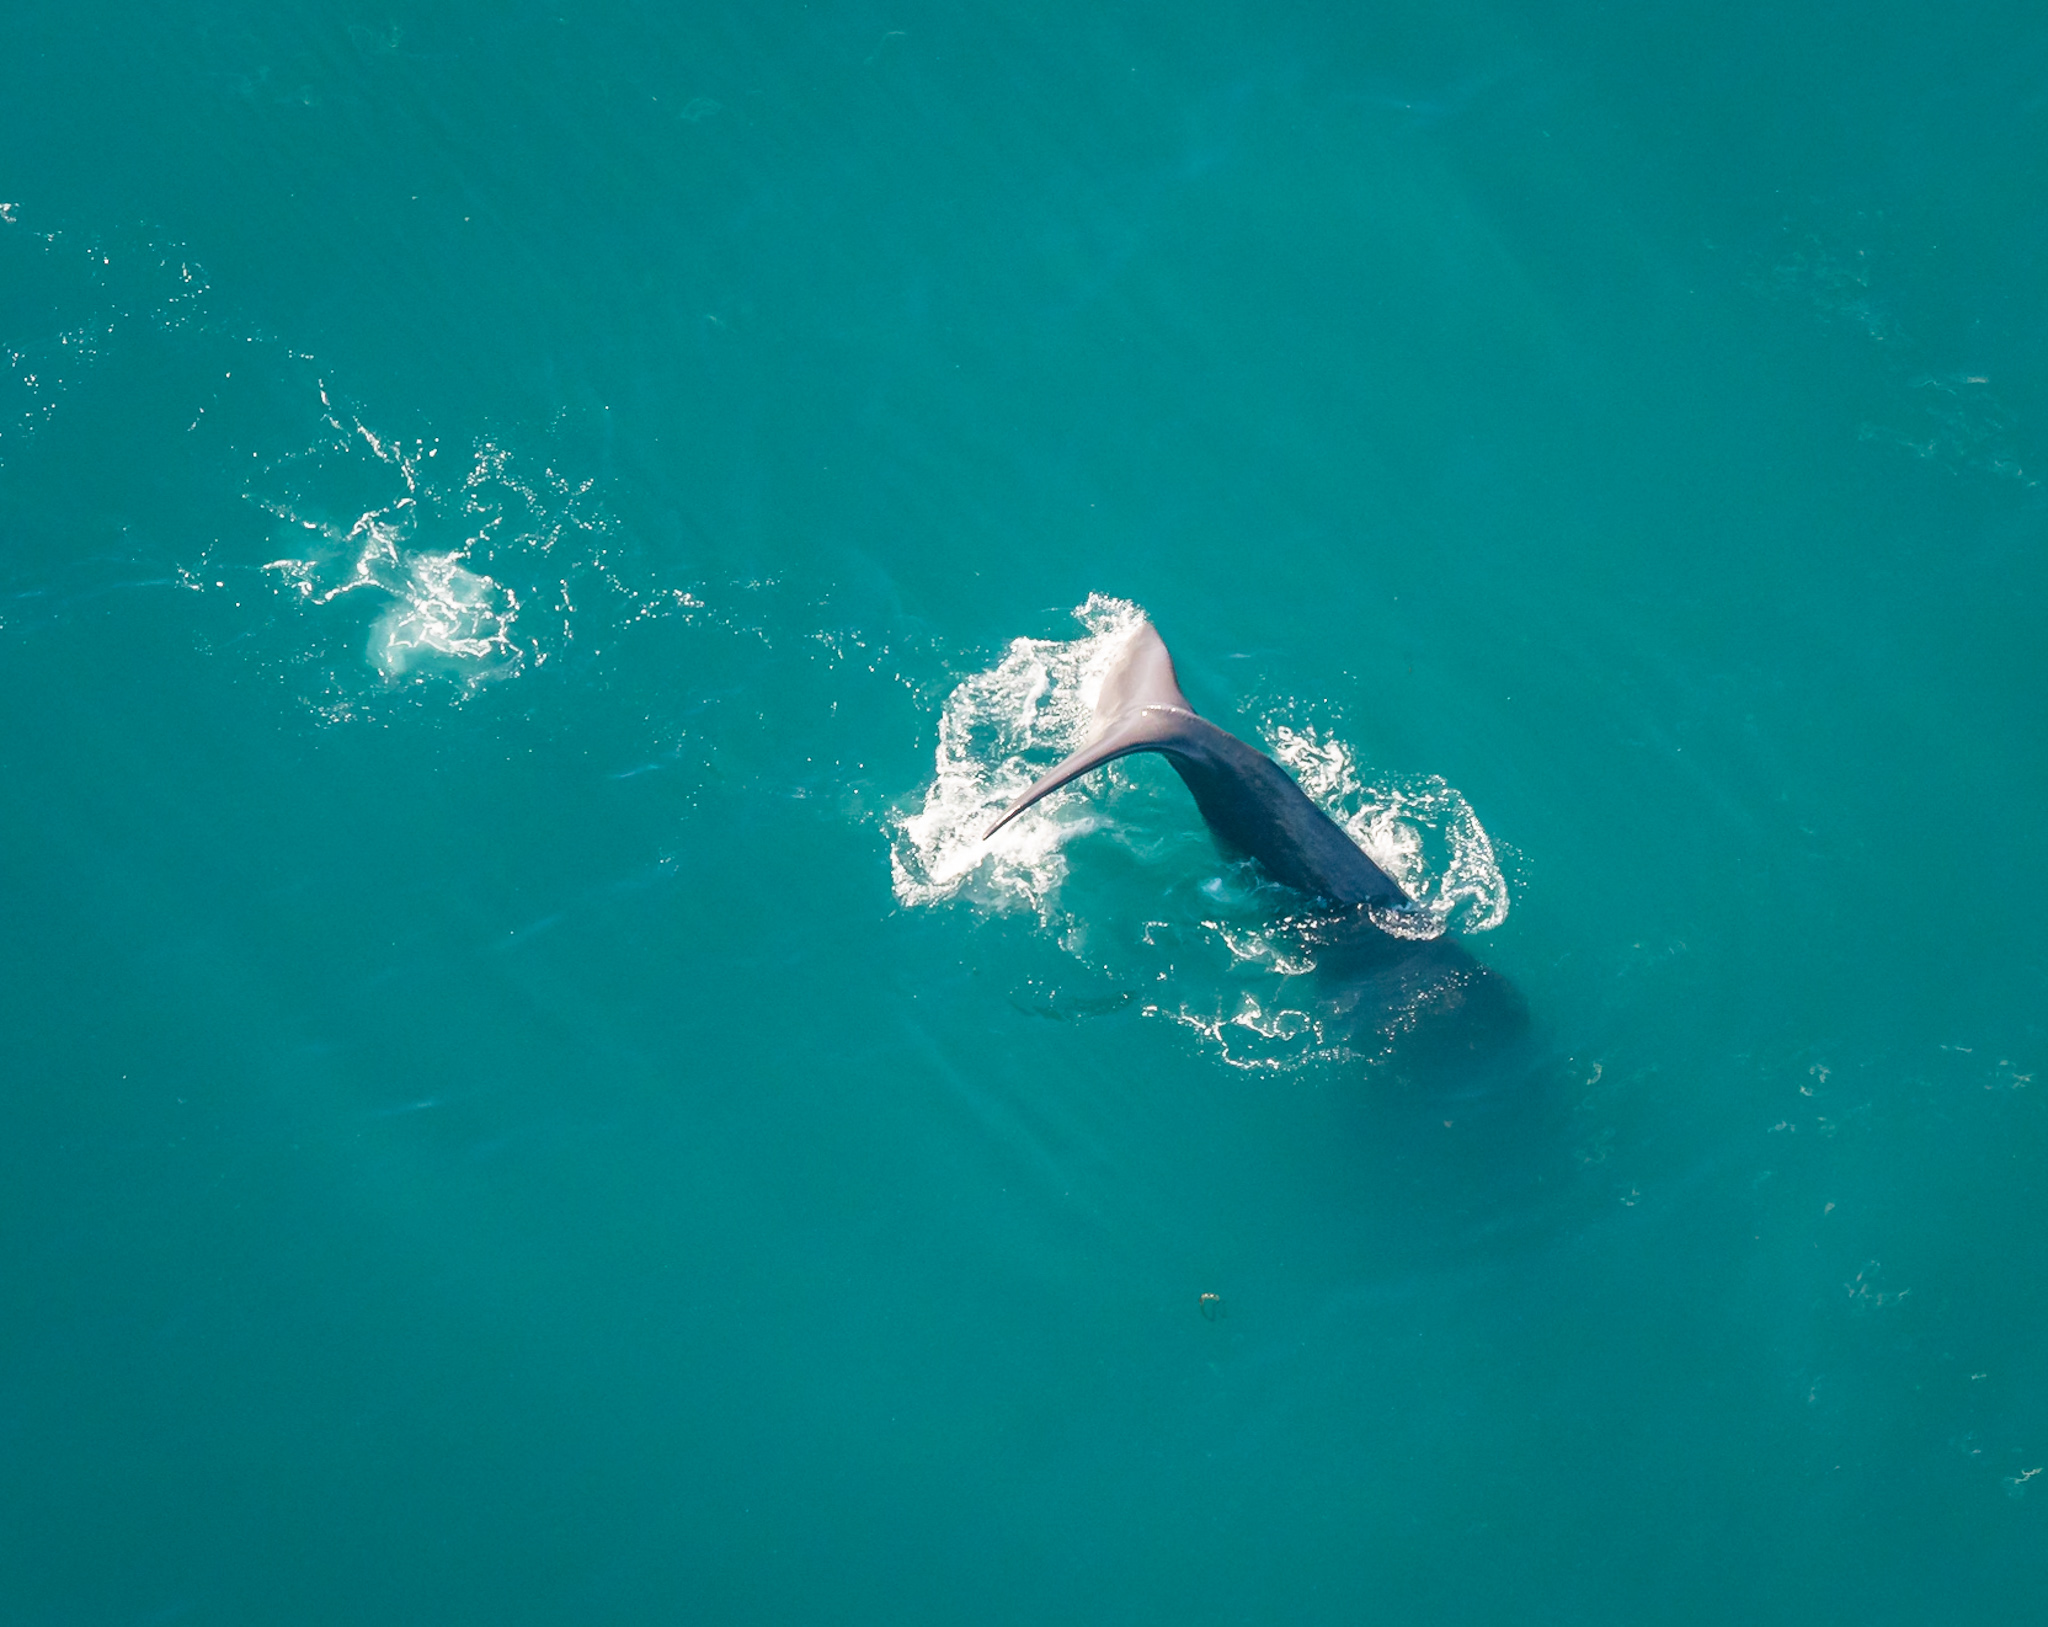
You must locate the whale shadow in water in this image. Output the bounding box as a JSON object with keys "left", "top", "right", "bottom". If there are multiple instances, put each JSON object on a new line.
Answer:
{"left": 1297, "top": 909, "right": 1530, "bottom": 1078}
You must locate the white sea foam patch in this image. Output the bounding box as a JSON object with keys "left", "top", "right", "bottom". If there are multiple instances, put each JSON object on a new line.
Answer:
{"left": 264, "top": 505, "right": 524, "bottom": 680}
{"left": 255, "top": 392, "right": 624, "bottom": 695}
{"left": 1267, "top": 723, "right": 1509, "bottom": 937}
{"left": 1157, "top": 993, "right": 1352, "bottom": 1073}
{"left": 890, "top": 593, "right": 1150, "bottom": 912}
{"left": 262, "top": 451, "right": 524, "bottom": 685}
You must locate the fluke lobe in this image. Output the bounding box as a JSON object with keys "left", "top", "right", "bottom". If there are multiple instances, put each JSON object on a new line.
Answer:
{"left": 984, "top": 620, "right": 1413, "bottom": 917}
{"left": 984, "top": 618, "right": 1525, "bottom": 1068}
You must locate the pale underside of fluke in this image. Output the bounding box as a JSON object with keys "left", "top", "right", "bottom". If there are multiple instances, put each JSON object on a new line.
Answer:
{"left": 982, "top": 621, "right": 1416, "bottom": 916}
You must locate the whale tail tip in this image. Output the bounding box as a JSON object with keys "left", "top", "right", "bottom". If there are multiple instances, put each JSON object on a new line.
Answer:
{"left": 982, "top": 619, "right": 1198, "bottom": 840}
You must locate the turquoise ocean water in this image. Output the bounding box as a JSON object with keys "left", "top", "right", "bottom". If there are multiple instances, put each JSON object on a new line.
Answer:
{"left": 5, "top": 4, "right": 2045, "bottom": 1621}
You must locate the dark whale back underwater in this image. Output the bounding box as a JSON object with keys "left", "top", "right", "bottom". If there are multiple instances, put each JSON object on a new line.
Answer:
{"left": 985, "top": 621, "right": 1528, "bottom": 1069}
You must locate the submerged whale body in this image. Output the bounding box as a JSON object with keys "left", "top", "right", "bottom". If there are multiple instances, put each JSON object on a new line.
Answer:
{"left": 985, "top": 619, "right": 1527, "bottom": 1068}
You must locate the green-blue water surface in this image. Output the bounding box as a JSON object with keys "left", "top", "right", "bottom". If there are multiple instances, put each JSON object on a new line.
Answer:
{"left": 4, "top": 3, "right": 2046, "bottom": 1621}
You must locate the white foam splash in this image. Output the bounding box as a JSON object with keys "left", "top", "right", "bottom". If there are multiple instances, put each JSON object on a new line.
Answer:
{"left": 261, "top": 444, "right": 523, "bottom": 687}
{"left": 255, "top": 394, "right": 622, "bottom": 693}
{"left": 368, "top": 552, "right": 521, "bottom": 675}
{"left": 1268, "top": 723, "right": 1509, "bottom": 936}
{"left": 890, "top": 593, "right": 1148, "bottom": 911}
{"left": 1154, "top": 993, "right": 1351, "bottom": 1073}
{"left": 1206, "top": 922, "right": 1318, "bottom": 976}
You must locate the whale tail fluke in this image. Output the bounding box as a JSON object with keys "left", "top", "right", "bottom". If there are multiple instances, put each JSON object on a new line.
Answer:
{"left": 982, "top": 621, "right": 1202, "bottom": 840}
{"left": 976, "top": 614, "right": 1418, "bottom": 915}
